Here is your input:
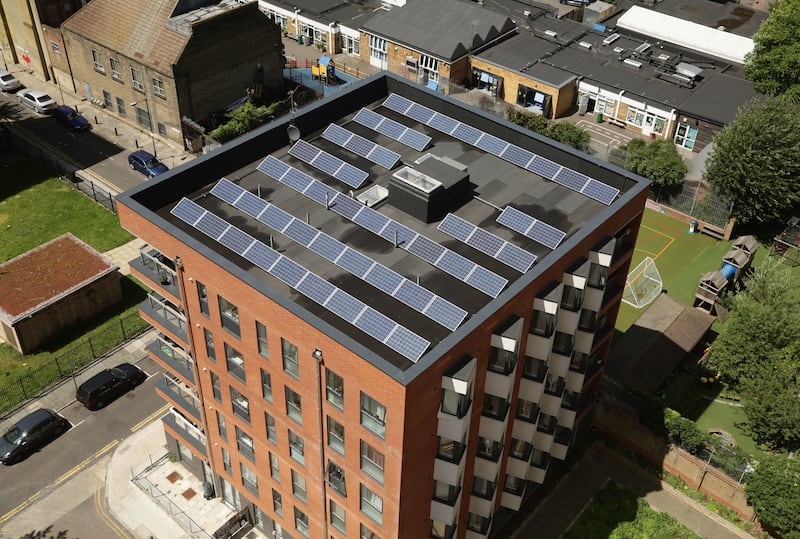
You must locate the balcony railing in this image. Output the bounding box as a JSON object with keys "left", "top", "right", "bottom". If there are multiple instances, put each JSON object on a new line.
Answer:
{"left": 161, "top": 410, "right": 206, "bottom": 455}
{"left": 141, "top": 294, "right": 186, "bottom": 341}
{"left": 130, "top": 247, "right": 179, "bottom": 298}
{"left": 148, "top": 336, "right": 194, "bottom": 382}
{"left": 156, "top": 375, "right": 200, "bottom": 421}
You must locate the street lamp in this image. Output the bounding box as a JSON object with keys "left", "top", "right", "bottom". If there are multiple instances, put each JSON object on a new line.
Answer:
{"left": 130, "top": 98, "right": 157, "bottom": 158}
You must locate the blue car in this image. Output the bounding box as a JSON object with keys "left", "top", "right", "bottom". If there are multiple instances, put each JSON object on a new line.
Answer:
{"left": 128, "top": 150, "right": 169, "bottom": 178}
{"left": 52, "top": 105, "right": 91, "bottom": 132}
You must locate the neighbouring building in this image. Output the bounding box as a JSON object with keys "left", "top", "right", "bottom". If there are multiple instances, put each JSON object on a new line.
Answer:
{"left": 118, "top": 72, "right": 648, "bottom": 539}
{"left": 60, "top": 0, "right": 285, "bottom": 147}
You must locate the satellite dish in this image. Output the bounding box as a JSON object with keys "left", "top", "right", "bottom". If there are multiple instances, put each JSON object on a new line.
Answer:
{"left": 287, "top": 123, "right": 300, "bottom": 142}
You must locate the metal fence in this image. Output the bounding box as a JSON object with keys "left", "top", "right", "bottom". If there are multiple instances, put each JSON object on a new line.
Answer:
{"left": 0, "top": 311, "right": 149, "bottom": 416}
{"left": 698, "top": 441, "right": 754, "bottom": 486}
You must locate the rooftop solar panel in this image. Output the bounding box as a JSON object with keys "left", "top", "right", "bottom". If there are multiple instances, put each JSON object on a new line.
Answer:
{"left": 452, "top": 123, "right": 482, "bottom": 145}
{"left": 355, "top": 308, "right": 395, "bottom": 342}
{"left": 289, "top": 140, "right": 368, "bottom": 189}
{"left": 406, "top": 103, "right": 436, "bottom": 124}
{"left": 383, "top": 93, "right": 413, "bottom": 113}
{"left": 428, "top": 113, "right": 459, "bottom": 134}
{"left": 497, "top": 206, "right": 566, "bottom": 250}
{"left": 465, "top": 265, "right": 507, "bottom": 298}
{"left": 530, "top": 220, "right": 567, "bottom": 250}
{"left": 321, "top": 124, "right": 352, "bottom": 146}
{"left": 398, "top": 130, "right": 430, "bottom": 151}
{"left": 196, "top": 212, "right": 229, "bottom": 239}
{"left": 323, "top": 123, "right": 400, "bottom": 170}
{"left": 338, "top": 248, "right": 374, "bottom": 278}
{"left": 330, "top": 193, "right": 363, "bottom": 220}
{"left": 271, "top": 257, "right": 306, "bottom": 287}
{"left": 527, "top": 157, "right": 561, "bottom": 180}
{"left": 394, "top": 280, "right": 434, "bottom": 312}
{"left": 476, "top": 133, "right": 509, "bottom": 156}
{"left": 309, "top": 233, "right": 346, "bottom": 261}
{"left": 246, "top": 242, "right": 280, "bottom": 270}
{"left": 289, "top": 139, "right": 320, "bottom": 163}
{"left": 219, "top": 227, "right": 254, "bottom": 255}
{"left": 495, "top": 243, "right": 537, "bottom": 273}
{"left": 581, "top": 178, "right": 619, "bottom": 205}
{"left": 261, "top": 206, "right": 293, "bottom": 233}
{"left": 553, "top": 168, "right": 590, "bottom": 192}
{"left": 501, "top": 145, "right": 535, "bottom": 169}
{"left": 406, "top": 235, "right": 447, "bottom": 264}
{"left": 353, "top": 108, "right": 431, "bottom": 152}
{"left": 172, "top": 198, "right": 204, "bottom": 224}
{"left": 257, "top": 155, "right": 290, "bottom": 180}
{"left": 296, "top": 273, "right": 336, "bottom": 304}
{"left": 438, "top": 213, "right": 536, "bottom": 273}
{"left": 385, "top": 326, "right": 430, "bottom": 362}
{"left": 353, "top": 108, "right": 382, "bottom": 129}
{"left": 325, "top": 289, "right": 365, "bottom": 322}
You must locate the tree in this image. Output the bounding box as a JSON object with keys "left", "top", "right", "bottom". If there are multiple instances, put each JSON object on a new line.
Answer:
{"left": 702, "top": 96, "right": 800, "bottom": 226}
{"left": 209, "top": 102, "right": 270, "bottom": 143}
{"left": 506, "top": 107, "right": 548, "bottom": 134}
{"left": 545, "top": 122, "right": 591, "bottom": 152}
{"left": 663, "top": 407, "right": 709, "bottom": 453}
{"left": 739, "top": 360, "right": 800, "bottom": 451}
{"left": 744, "top": 0, "right": 800, "bottom": 100}
{"left": 622, "top": 138, "right": 687, "bottom": 194}
{"left": 745, "top": 454, "right": 800, "bottom": 537}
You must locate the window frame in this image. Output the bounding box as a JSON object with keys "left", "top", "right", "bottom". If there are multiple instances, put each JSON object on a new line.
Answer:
{"left": 360, "top": 483, "right": 383, "bottom": 525}
{"left": 109, "top": 57, "right": 122, "bottom": 82}
{"left": 360, "top": 440, "right": 385, "bottom": 484}
{"left": 255, "top": 321, "right": 268, "bottom": 358}
{"left": 291, "top": 469, "right": 307, "bottom": 502}
{"left": 288, "top": 429, "right": 305, "bottom": 465}
{"left": 240, "top": 461, "right": 258, "bottom": 494}
{"left": 325, "top": 368, "right": 344, "bottom": 409}
{"left": 218, "top": 296, "right": 240, "bottom": 337}
{"left": 152, "top": 76, "right": 166, "bottom": 99}
{"left": 360, "top": 392, "right": 386, "bottom": 439}
{"left": 327, "top": 416, "right": 345, "bottom": 455}
{"left": 224, "top": 343, "right": 245, "bottom": 383}
{"left": 260, "top": 369, "right": 272, "bottom": 402}
{"left": 230, "top": 386, "right": 250, "bottom": 423}
{"left": 130, "top": 66, "right": 144, "bottom": 92}
{"left": 282, "top": 338, "right": 299, "bottom": 378}
{"left": 235, "top": 426, "right": 254, "bottom": 461}
{"left": 91, "top": 48, "right": 105, "bottom": 73}
{"left": 285, "top": 386, "right": 303, "bottom": 424}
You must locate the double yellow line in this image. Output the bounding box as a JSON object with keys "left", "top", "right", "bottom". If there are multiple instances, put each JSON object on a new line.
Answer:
{"left": 94, "top": 489, "right": 134, "bottom": 538}
{"left": 130, "top": 403, "right": 170, "bottom": 433}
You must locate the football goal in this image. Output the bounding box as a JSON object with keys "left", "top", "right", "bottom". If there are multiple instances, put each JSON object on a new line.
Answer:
{"left": 622, "top": 256, "right": 663, "bottom": 308}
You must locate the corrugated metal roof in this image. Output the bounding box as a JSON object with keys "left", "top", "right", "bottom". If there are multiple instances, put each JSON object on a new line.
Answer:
{"left": 616, "top": 6, "right": 753, "bottom": 65}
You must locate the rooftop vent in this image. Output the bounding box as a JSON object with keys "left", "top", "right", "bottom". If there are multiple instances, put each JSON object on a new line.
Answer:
{"left": 613, "top": 46, "right": 625, "bottom": 54}
{"left": 544, "top": 30, "right": 558, "bottom": 38}
{"left": 634, "top": 43, "right": 651, "bottom": 54}
{"left": 623, "top": 58, "right": 642, "bottom": 69}
{"left": 602, "top": 33, "right": 620, "bottom": 46}
{"left": 579, "top": 41, "right": 592, "bottom": 50}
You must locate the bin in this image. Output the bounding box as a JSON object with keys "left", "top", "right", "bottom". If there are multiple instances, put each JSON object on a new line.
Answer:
{"left": 596, "top": 111, "right": 603, "bottom": 123}
{"left": 297, "top": 35, "right": 304, "bottom": 45}
{"left": 689, "top": 220, "right": 698, "bottom": 234}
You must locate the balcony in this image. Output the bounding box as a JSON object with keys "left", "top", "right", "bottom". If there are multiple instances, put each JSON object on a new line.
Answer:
{"left": 155, "top": 375, "right": 200, "bottom": 422}
{"left": 162, "top": 408, "right": 206, "bottom": 455}
{"left": 140, "top": 293, "right": 187, "bottom": 343}
{"left": 147, "top": 335, "right": 194, "bottom": 383}
{"left": 129, "top": 247, "right": 179, "bottom": 299}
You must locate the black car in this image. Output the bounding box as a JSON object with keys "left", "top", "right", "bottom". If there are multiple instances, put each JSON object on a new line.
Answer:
{"left": 76, "top": 362, "right": 147, "bottom": 410}
{"left": 0, "top": 408, "right": 70, "bottom": 465}
{"left": 52, "top": 104, "right": 91, "bottom": 132}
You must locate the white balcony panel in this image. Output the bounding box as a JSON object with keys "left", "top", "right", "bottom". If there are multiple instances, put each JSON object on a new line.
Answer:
{"left": 574, "top": 331, "right": 594, "bottom": 355}
{"left": 442, "top": 357, "right": 477, "bottom": 395}
{"left": 434, "top": 457, "right": 464, "bottom": 485}
{"left": 430, "top": 491, "right": 461, "bottom": 524}
{"left": 562, "top": 272, "right": 587, "bottom": 289}
{"left": 533, "top": 432, "right": 554, "bottom": 452}
{"left": 590, "top": 248, "right": 613, "bottom": 267}
{"left": 511, "top": 419, "right": 537, "bottom": 443}
{"left": 490, "top": 334, "right": 517, "bottom": 352}
{"left": 556, "top": 309, "right": 579, "bottom": 333}
{"left": 484, "top": 371, "right": 513, "bottom": 399}
{"left": 437, "top": 410, "right": 471, "bottom": 442}
{"left": 519, "top": 378, "right": 543, "bottom": 403}
{"left": 565, "top": 370, "right": 586, "bottom": 392}
{"left": 529, "top": 465, "right": 548, "bottom": 484}
{"left": 533, "top": 297, "right": 559, "bottom": 314}
{"left": 473, "top": 455, "right": 501, "bottom": 481}
{"left": 551, "top": 442, "right": 569, "bottom": 461}
{"left": 469, "top": 494, "right": 494, "bottom": 518}
{"left": 583, "top": 286, "right": 604, "bottom": 312}
{"left": 547, "top": 353, "right": 570, "bottom": 378}
{"left": 539, "top": 393, "right": 562, "bottom": 417}
{"left": 525, "top": 333, "right": 553, "bottom": 360}
{"left": 500, "top": 489, "right": 524, "bottom": 511}
{"left": 557, "top": 408, "right": 577, "bottom": 429}
{"left": 505, "top": 456, "right": 529, "bottom": 479}
{"left": 478, "top": 415, "right": 507, "bottom": 442}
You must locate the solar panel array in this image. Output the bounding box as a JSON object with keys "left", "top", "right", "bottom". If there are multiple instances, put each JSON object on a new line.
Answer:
{"left": 382, "top": 93, "right": 620, "bottom": 205}
{"left": 496, "top": 206, "right": 567, "bottom": 250}
{"left": 210, "top": 179, "right": 467, "bottom": 331}
{"left": 438, "top": 213, "right": 537, "bottom": 273}
{"left": 171, "top": 198, "right": 430, "bottom": 362}
{"left": 257, "top": 155, "right": 508, "bottom": 298}
{"left": 352, "top": 108, "right": 431, "bottom": 152}
{"left": 322, "top": 123, "right": 401, "bottom": 170}
{"left": 289, "top": 139, "right": 368, "bottom": 189}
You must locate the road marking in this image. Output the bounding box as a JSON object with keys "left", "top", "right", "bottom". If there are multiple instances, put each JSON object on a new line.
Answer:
{"left": 94, "top": 489, "right": 134, "bottom": 538}
{"left": 0, "top": 491, "right": 43, "bottom": 524}
{"left": 130, "top": 403, "right": 170, "bottom": 433}
{"left": 53, "top": 440, "right": 119, "bottom": 488}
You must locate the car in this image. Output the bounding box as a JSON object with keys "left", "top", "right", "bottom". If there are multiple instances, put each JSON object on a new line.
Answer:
{"left": 52, "top": 104, "right": 91, "bottom": 132}
{"left": 0, "top": 408, "right": 70, "bottom": 465}
{"left": 0, "top": 69, "right": 21, "bottom": 92}
{"left": 16, "top": 88, "right": 57, "bottom": 113}
{"left": 128, "top": 150, "right": 169, "bottom": 178}
{"left": 76, "top": 362, "right": 147, "bottom": 410}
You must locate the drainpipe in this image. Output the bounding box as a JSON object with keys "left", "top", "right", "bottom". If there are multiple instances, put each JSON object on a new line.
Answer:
{"left": 665, "top": 108, "right": 676, "bottom": 140}
{"left": 613, "top": 90, "right": 624, "bottom": 122}
{"left": 313, "top": 347, "right": 329, "bottom": 539}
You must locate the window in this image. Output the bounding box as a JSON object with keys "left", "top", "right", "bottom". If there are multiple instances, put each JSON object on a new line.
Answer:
{"left": 468, "top": 513, "right": 491, "bottom": 534}
{"left": 360, "top": 392, "right": 386, "bottom": 439}
{"left": 225, "top": 343, "right": 245, "bottom": 382}
{"left": 441, "top": 387, "right": 471, "bottom": 418}
{"left": 210, "top": 371, "right": 222, "bottom": 402}
{"left": 204, "top": 329, "right": 215, "bottom": 361}
{"left": 554, "top": 426, "right": 572, "bottom": 445}
{"left": 265, "top": 412, "right": 276, "bottom": 443}
{"left": 488, "top": 346, "right": 517, "bottom": 374}
{"left": 437, "top": 436, "right": 466, "bottom": 463}
{"left": 431, "top": 520, "right": 456, "bottom": 539}
{"left": 433, "top": 480, "right": 460, "bottom": 505}
{"left": 50, "top": 42, "right": 60, "bottom": 55}
{"left": 530, "top": 310, "right": 555, "bottom": 337}
{"left": 218, "top": 296, "right": 240, "bottom": 337}
{"left": 255, "top": 321, "right": 268, "bottom": 358}
{"left": 368, "top": 35, "right": 387, "bottom": 67}
{"left": 561, "top": 285, "right": 583, "bottom": 311}
{"left": 562, "top": 389, "right": 580, "bottom": 411}
{"left": 216, "top": 410, "right": 227, "bottom": 440}
{"left": 522, "top": 355, "right": 547, "bottom": 381}
{"left": 360, "top": 484, "right": 383, "bottom": 525}
{"left": 588, "top": 263, "right": 607, "bottom": 289}
{"left": 327, "top": 416, "right": 345, "bottom": 454}
{"left": 578, "top": 309, "right": 597, "bottom": 332}
{"left": 544, "top": 373, "right": 565, "bottom": 397}
{"left": 477, "top": 436, "right": 502, "bottom": 461}
{"left": 509, "top": 438, "right": 532, "bottom": 461}
{"left": 115, "top": 97, "right": 126, "bottom": 117}
{"left": 221, "top": 447, "right": 231, "bottom": 474}
{"left": 157, "top": 122, "right": 166, "bottom": 137}
{"left": 325, "top": 369, "right": 343, "bottom": 409}
{"left": 272, "top": 488, "right": 283, "bottom": 516}
{"left": 419, "top": 54, "right": 439, "bottom": 83}
{"left": 241, "top": 462, "right": 258, "bottom": 494}
{"left": 327, "top": 460, "right": 347, "bottom": 496}
{"left": 330, "top": 499, "right": 346, "bottom": 533}
{"left": 282, "top": 339, "right": 299, "bottom": 378}
{"left": 152, "top": 77, "right": 166, "bottom": 99}
{"left": 269, "top": 451, "right": 280, "bottom": 481}
{"left": 361, "top": 524, "right": 381, "bottom": 539}
{"left": 292, "top": 469, "right": 307, "bottom": 502}
{"left": 288, "top": 429, "right": 304, "bottom": 465}
{"left": 504, "top": 474, "right": 525, "bottom": 495}
{"left": 134, "top": 105, "right": 151, "bottom": 130}
{"left": 537, "top": 413, "right": 557, "bottom": 435}
{"left": 285, "top": 386, "right": 302, "bottom": 424}
{"left": 552, "top": 331, "right": 574, "bottom": 356}
{"left": 230, "top": 386, "right": 250, "bottom": 422}
{"left": 235, "top": 426, "right": 254, "bottom": 461}
{"left": 294, "top": 507, "right": 309, "bottom": 537}
{"left": 360, "top": 440, "right": 384, "bottom": 484}
{"left": 110, "top": 57, "right": 122, "bottom": 81}
{"left": 472, "top": 476, "right": 496, "bottom": 499}
{"left": 130, "top": 66, "right": 144, "bottom": 91}
{"left": 530, "top": 449, "right": 549, "bottom": 468}
{"left": 516, "top": 398, "right": 539, "bottom": 423}
{"left": 260, "top": 369, "right": 272, "bottom": 402}
{"left": 481, "top": 394, "right": 509, "bottom": 420}
{"left": 91, "top": 48, "right": 105, "bottom": 73}
{"left": 569, "top": 352, "right": 588, "bottom": 373}
{"left": 197, "top": 282, "right": 209, "bottom": 315}
{"left": 102, "top": 90, "right": 112, "bottom": 109}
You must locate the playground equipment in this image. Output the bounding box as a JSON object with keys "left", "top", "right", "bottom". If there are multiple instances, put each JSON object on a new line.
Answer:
{"left": 311, "top": 55, "right": 337, "bottom": 85}
{"left": 622, "top": 256, "right": 663, "bottom": 308}
{"left": 770, "top": 216, "right": 800, "bottom": 266}
{"left": 694, "top": 235, "right": 758, "bottom": 314}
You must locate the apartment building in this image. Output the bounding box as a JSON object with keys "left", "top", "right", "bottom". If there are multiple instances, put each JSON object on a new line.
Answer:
{"left": 117, "top": 72, "right": 649, "bottom": 539}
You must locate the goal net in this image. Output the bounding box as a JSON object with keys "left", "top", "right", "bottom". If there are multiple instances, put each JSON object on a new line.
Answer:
{"left": 622, "top": 256, "right": 663, "bottom": 308}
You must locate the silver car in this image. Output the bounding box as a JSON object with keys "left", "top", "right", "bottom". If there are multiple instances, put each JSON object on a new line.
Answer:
{"left": 0, "top": 70, "right": 21, "bottom": 92}
{"left": 16, "top": 88, "right": 57, "bottom": 113}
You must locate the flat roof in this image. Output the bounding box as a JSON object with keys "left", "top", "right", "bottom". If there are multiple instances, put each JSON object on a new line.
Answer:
{"left": 119, "top": 74, "right": 648, "bottom": 382}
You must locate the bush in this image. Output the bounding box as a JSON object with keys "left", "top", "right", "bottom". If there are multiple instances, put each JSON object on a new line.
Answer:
{"left": 664, "top": 408, "right": 709, "bottom": 453}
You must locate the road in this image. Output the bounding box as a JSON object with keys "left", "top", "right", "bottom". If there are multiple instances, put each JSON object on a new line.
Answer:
{"left": 0, "top": 356, "right": 165, "bottom": 539}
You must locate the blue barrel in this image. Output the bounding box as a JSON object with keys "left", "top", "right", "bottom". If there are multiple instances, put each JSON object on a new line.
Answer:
{"left": 720, "top": 262, "right": 737, "bottom": 280}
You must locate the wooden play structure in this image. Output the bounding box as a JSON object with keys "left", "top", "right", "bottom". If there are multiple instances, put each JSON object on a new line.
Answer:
{"left": 694, "top": 235, "right": 758, "bottom": 314}
{"left": 770, "top": 216, "right": 800, "bottom": 266}
{"left": 311, "top": 55, "right": 337, "bottom": 85}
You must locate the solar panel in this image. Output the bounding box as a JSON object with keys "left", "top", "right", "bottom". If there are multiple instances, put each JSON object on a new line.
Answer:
{"left": 330, "top": 193, "right": 363, "bottom": 220}
{"left": 368, "top": 145, "right": 401, "bottom": 170}
{"left": 304, "top": 181, "right": 336, "bottom": 206}
{"left": 355, "top": 308, "right": 395, "bottom": 342}
{"left": 476, "top": 133, "right": 509, "bottom": 156}
{"left": 398, "top": 130, "right": 430, "bottom": 151}
{"left": 348, "top": 136, "right": 373, "bottom": 157}
{"left": 237, "top": 191, "right": 268, "bottom": 218}
{"left": 365, "top": 263, "right": 404, "bottom": 295}
{"left": 260, "top": 206, "right": 293, "bottom": 233}
{"left": 257, "top": 155, "right": 290, "bottom": 180}
{"left": 385, "top": 326, "right": 430, "bottom": 362}
{"left": 438, "top": 213, "right": 536, "bottom": 273}
{"left": 323, "top": 124, "right": 400, "bottom": 170}
{"left": 338, "top": 248, "right": 374, "bottom": 278}
{"left": 321, "top": 124, "right": 352, "bottom": 146}
{"left": 406, "top": 235, "right": 446, "bottom": 264}
{"left": 335, "top": 164, "right": 369, "bottom": 189}
{"left": 406, "top": 103, "right": 436, "bottom": 124}
{"left": 553, "top": 168, "right": 589, "bottom": 192}
{"left": 451, "top": 123, "right": 482, "bottom": 145}
{"left": 526, "top": 156, "right": 561, "bottom": 180}
{"left": 438, "top": 213, "right": 473, "bottom": 241}
{"left": 377, "top": 119, "right": 405, "bottom": 140}
{"left": 437, "top": 250, "right": 474, "bottom": 280}
{"left": 289, "top": 139, "right": 368, "bottom": 189}
{"left": 501, "top": 145, "right": 535, "bottom": 169}
{"left": 282, "top": 168, "right": 314, "bottom": 194}
{"left": 196, "top": 212, "right": 228, "bottom": 240}
{"left": 219, "top": 227, "right": 254, "bottom": 255}
{"left": 326, "top": 289, "right": 364, "bottom": 322}
{"left": 210, "top": 178, "right": 242, "bottom": 203}
{"left": 428, "top": 113, "right": 459, "bottom": 134}
{"left": 312, "top": 151, "right": 342, "bottom": 176}
{"left": 289, "top": 139, "right": 321, "bottom": 163}
{"left": 529, "top": 220, "right": 566, "bottom": 250}
{"left": 285, "top": 219, "right": 318, "bottom": 247}
{"left": 394, "top": 280, "right": 433, "bottom": 311}
{"left": 380, "top": 221, "right": 416, "bottom": 246}
{"left": 172, "top": 198, "right": 204, "bottom": 224}
{"left": 353, "top": 108, "right": 382, "bottom": 129}
{"left": 354, "top": 208, "right": 390, "bottom": 234}
{"left": 383, "top": 93, "right": 413, "bottom": 113}
{"left": 497, "top": 206, "right": 566, "bottom": 250}
{"left": 465, "top": 265, "right": 507, "bottom": 298}
{"left": 581, "top": 178, "right": 619, "bottom": 205}
{"left": 245, "top": 242, "right": 280, "bottom": 270}
{"left": 353, "top": 108, "right": 431, "bottom": 151}
{"left": 271, "top": 257, "right": 306, "bottom": 287}
{"left": 309, "top": 233, "right": 346, "bottom": 261}
{"left": 496, "top": 243, "right": 536, "bottom": 273}
{"left": 296, "top": 273, "right": 336, "bottom": 304}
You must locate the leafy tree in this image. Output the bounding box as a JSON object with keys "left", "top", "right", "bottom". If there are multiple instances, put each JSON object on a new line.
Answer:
{"left": 622, "top": 138, "right": 687, "bottom": 194}
{"left": 702, "top": 96, "right": 800, "bottom": 226}
{"left": 739, "top": 360, "right": 800, "bottom": 451}
{"left": 506, "top": 107, "right": 549, "bottom": 134}
{"left": 746, "top": 454, "right": 800, "bottom": 537}
{"left": 209, "top": 102, "right": 269, "bottom": 143}
{"left": 545, "top": 122, "right": 591, "bottom": 152}
{"left": 744, "top": 0, "right": 800, "bottom": 100}
{"left": 664, "top": 408, "right": 709, "bottom": 453}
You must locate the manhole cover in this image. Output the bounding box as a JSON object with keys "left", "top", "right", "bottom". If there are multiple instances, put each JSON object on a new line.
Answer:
{"left": 182, "top": 488, "right": 196, "bottom": 500}
{"left": 167, "top": 471, "right": 182, "bottom": 483}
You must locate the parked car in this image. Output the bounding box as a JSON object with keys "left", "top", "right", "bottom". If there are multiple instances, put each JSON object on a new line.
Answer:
{"left": 16, "top": 88, "right": 57, "bottom": 114}
{"left": 52, "top": 104, "right": 91, "bottom": 132}
{"left": 76, "top": 362, "right": 147, "bottom": 410}
{"left": 0, "top": 408, "right": 70, "bottom": 465}
{"left": 0, "top": 69, "right": 21, "bottom": 92}
{"left": 128, "top": 150, "right": 169, "bottom": 178}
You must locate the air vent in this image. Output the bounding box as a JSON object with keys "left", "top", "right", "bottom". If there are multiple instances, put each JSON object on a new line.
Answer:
{"left": 602, "top": 33, "right": 620, "bottom": 46}
{"left": 579, "top": 41, "right": 592, "bottom": 50}
{"left": 623, "top": 58, "right": 642, "bottom": 69}
{"left": 634, "top": 43, "right": 651, "bottom": 54}
{"left": 657, "top": 53, "right": 671, "bottom": 61}
{"left": 613, "top": 46, "right": 625, "bottom": 54}
{"left": 544, "top": 30, "right": 558, "bottom": 38}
